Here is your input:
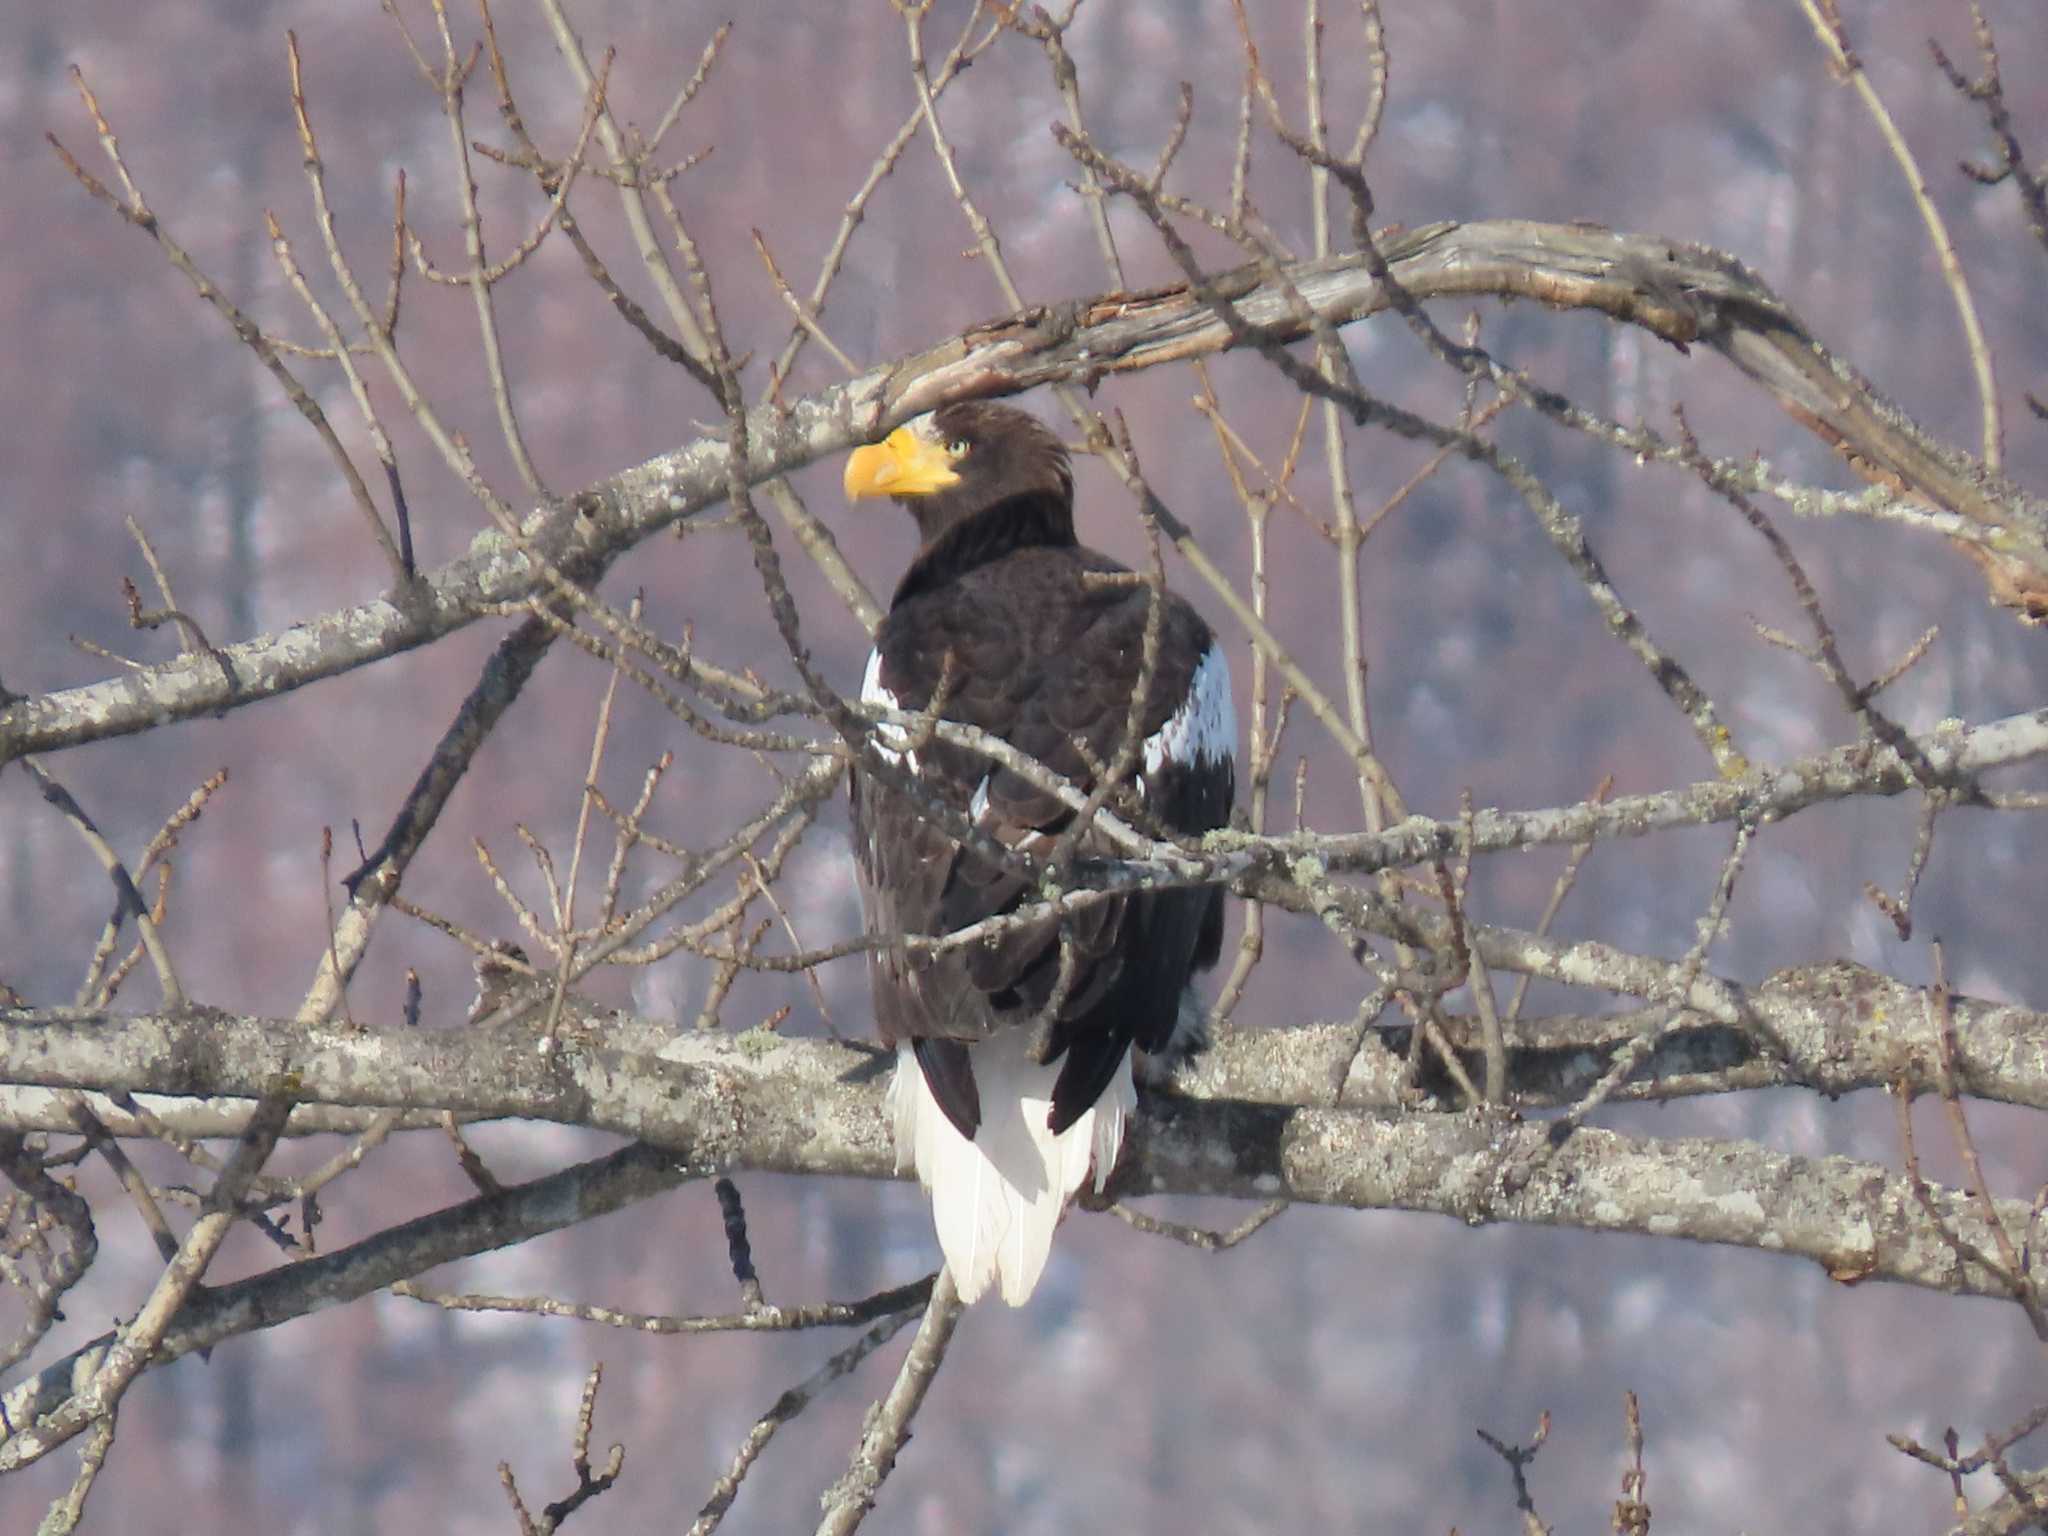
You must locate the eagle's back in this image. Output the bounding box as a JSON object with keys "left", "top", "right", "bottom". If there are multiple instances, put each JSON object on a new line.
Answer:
{"left": 852, "top": 541, "right": 1233, "bottom": 1136}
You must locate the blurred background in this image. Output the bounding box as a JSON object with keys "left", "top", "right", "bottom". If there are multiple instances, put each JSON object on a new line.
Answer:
{"left": 4, "top": 1, "right": 2047, "bottom": 1530}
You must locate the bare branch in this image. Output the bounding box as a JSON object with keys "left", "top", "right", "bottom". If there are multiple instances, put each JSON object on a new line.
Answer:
{"left": 1799, "top": 0, "right": 2002, "bottom": 473}
{"left": 814, "top": 1267, "right": 963, "bottom": 1536}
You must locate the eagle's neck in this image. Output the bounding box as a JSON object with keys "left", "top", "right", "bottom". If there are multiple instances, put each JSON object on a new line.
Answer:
{"left": 892, "top": 491, "right": 1076, "bottom": 605}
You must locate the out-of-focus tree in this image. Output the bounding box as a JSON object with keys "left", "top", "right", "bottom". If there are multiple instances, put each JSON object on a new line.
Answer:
{"left": 3, "top": 2, "right": 2047, "bottom": 1531}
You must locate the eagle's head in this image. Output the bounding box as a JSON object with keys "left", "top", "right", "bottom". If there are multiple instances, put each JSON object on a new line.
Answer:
{"left": 843, "top": 402, "right": 1074, "bottom": 547}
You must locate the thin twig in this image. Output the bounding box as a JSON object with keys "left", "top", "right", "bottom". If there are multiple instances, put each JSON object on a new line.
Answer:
{"left": 1798, "top": 0, "right": 2002, "bottom": 473}
{"left": 813, "top": 1267, "right": 965, "bottom": 1536}
{"left": 1929, "top": 944, "right": 2048, "bottom": 1340}
{"left": 691, "top": 1294, "right": 929, "bottom": 1536}
{"left": 22, "top": 760, "right": 185, "bottom": 1011}
{"left": 1106, "top": 1199, "right": 1286, "bottom": 1251}
{"left": 52, "top": 61, "right": 406, "bottom": 580}
{"left": 498, "top": 1362, "right": 625, "bottom": 1535}
{"left": 1931, "top": 6, "right": 2048, "bottom": 259}
{"left": 1476, "top": 1411, "right": 1554, "bottom": 1536}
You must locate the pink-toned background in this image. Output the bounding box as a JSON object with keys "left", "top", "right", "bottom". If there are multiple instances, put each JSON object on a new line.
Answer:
{"left": 4, "top": 2, "right": 2046, "bottom": 1530}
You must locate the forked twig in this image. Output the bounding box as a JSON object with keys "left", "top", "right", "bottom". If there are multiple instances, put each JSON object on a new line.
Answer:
{"left": 498, "top": 1363, "right": 625, "bottom": 1536}
{"left": 813, "top": 1268, "right": 965, "bottom": 1536}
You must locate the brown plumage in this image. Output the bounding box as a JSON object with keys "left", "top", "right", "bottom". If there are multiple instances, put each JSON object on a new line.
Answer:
{"left": 844, "top": 402, "right": 1236, "bottom": 1304}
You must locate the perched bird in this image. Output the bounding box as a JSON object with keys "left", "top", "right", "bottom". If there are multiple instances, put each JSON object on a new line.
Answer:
{"left": 843, "top": 402, "right": 1236, "bottom": 1304}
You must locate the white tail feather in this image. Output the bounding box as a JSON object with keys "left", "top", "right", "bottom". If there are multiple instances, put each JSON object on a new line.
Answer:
{"left": 890, "top": 1036, "right": 1133, "bottom": 1305}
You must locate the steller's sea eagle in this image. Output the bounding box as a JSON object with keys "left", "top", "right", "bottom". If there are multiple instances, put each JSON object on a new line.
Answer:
{"left": 843, "top": 402, "right": 1236, "bottom": 1304}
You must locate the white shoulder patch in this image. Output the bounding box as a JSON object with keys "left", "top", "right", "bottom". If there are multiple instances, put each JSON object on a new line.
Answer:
{"left": 1141, "top": 643, "right": 1236, "bottom": 776}
{"left": 861, "top": 647, "right": 916, "bottom": 770}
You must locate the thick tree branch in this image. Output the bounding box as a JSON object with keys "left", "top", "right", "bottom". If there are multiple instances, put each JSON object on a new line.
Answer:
{"left": 1180, "top": 965, "right": 2048, "bottom": 1113}
{"left": 1, "top": 996, "right": 2043, "bottom": 1309}
{"left": 0, "top": 1040, "right": 2035, "bottom": 1474}
{"left": 8, "top": 221, "right": 2043, "bottom": 767}
{"left": 5, "top": 956, "right": 2041, "bottom": 1135}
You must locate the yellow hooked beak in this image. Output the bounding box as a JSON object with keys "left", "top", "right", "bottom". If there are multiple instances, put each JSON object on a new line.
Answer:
{"left": 843, "top": 425, "right": 963, "bottom": 500}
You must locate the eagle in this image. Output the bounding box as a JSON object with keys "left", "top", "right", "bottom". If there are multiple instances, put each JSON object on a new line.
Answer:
{"left": 843, "top": 402, "right": 1236, "bottom": 1304}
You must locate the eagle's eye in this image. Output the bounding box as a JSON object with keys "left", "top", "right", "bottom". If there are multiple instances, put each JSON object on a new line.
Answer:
{"left": 946, "top": 438, "right": 971, "bottom": 458}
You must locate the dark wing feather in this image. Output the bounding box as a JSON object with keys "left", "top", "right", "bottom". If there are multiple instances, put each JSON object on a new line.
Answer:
{"left": 851, "top": 543, "right": 1234, "bottom": 1137}
{"left": 910, "top": 1038, "right": 979, "bottom": 1130}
